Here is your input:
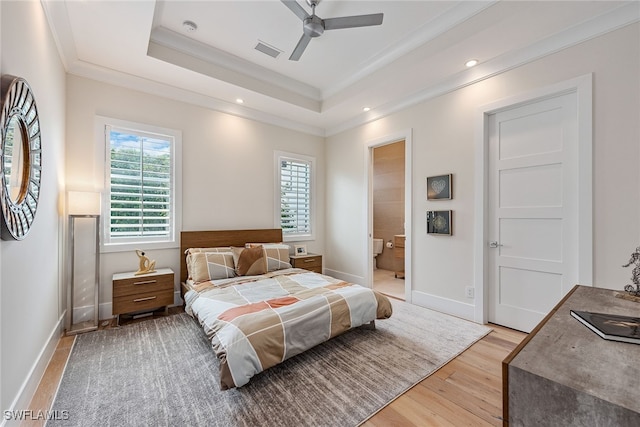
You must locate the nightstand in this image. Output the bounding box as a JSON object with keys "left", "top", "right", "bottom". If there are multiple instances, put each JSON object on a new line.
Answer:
{"left": 112, "top": 268, "right": 174, "bottom": 325}
{"left": 290, "top": 253, "right": 322, "bottom": 273}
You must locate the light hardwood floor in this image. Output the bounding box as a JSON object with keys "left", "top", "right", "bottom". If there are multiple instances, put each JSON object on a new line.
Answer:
{"left": 23, "top": 316, "right": 525, "bottom": 427}
{"left": 363, "top": 324, "right": 526, "bottom": 426}
{"left": 373, "top": 268, "right": 406, "bottom": 300}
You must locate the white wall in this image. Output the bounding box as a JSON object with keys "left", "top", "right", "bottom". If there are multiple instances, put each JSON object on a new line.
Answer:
{"left": 325, "top": 23, "right": 640, "bottom": 318}
{"left": 0, "top": 0, "right": 66, "bottom": 414}
{"left": 65, "top": 76, "right": 325, "bottom": 316}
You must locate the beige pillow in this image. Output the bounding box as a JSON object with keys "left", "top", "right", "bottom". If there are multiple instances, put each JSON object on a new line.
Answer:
{"left": 189, "top": 252, "right": 236, "bottom": 283}
{"left": 246, "top": 243, "right": 292, "bottom": 272}
{"left": 185, "top": 247, "right": 232, "bottom": 279}
{"left": 231, "top": 246, "right": 268, "bottom": 276}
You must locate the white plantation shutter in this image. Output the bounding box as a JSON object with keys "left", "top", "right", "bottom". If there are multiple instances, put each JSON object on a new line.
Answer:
{"left": 100, "top": 117, "right": 181, "bottom": 251}
{"left": 276, "top": 152, "right": 315, "bottom": 240}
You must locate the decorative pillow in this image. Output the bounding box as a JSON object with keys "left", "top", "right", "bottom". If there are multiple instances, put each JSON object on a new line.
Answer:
{"left": 246, "top": 243, "right": 292, "bottom": 272}
{"left": 189, "top": 252, "right": 236, "bottom": 283}
{"left": 231, "top": 246, "right": 268, "bottom": 276}
{"left": 185, "top": 247, "right": 232, "bottom": 279}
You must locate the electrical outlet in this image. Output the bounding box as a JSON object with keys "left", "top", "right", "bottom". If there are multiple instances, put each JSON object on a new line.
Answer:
{"left": 465, "top": 286, "right": 474, "bottom": 299}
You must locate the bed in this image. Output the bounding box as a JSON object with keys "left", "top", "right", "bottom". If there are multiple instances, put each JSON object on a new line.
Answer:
{"left": 180, "top": 229, "right": 393, "bottom": 390}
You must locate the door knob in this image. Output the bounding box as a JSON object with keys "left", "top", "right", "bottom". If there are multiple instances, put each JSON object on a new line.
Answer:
{"left": 489, "top": 241, "right": 503, "bottom": 248}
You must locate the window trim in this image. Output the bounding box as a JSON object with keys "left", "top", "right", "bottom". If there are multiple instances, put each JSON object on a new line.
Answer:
{"left": 274, "top": 151, "right": 315, "bottom": 242}
{"left": 97, "top": 116, "right": 182, "bottom": 253}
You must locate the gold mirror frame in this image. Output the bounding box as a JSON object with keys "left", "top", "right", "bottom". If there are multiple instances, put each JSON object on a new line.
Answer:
{"left": 0, "top": 75, "right": 42, "bottom": 240}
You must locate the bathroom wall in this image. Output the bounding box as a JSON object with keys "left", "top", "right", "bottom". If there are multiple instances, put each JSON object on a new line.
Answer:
{"left": 373, "top": 141, "right": 405, "bottom": 271}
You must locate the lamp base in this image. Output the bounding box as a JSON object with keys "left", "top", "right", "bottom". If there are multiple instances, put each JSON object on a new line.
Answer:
{"left": 66, "top": 320, "right": 98, "bottom": 335}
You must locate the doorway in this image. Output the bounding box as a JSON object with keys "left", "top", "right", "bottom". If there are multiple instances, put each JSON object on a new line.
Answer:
{"left": 365, "top": 130, "right": 412, "bottom": 302}
{"left": 372, "top": 140, "right": 406, "bottom": 300}
{"left": 474, "top": 75, "right": 593, "bottom": 332}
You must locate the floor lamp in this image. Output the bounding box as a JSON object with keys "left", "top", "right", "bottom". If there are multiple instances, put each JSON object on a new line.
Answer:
{"left": 67, "top": 191, "right": 101, "bottom": 335}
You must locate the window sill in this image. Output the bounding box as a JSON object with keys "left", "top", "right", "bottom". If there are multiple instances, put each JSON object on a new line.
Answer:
{"left": 282, "top": 234, "right": 315, "bottom": 243}
{"left": 101, "top": 240, "right": 179, "bottom": 254}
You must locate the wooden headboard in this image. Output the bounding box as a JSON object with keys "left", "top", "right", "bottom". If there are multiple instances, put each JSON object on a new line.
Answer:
{"left": 179, "top": 229, "right": 283, "bottom": 283}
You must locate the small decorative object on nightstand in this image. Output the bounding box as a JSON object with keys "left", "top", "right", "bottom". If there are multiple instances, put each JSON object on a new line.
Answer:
{"left": 112, "top": 268, "right": 174, "bottom": 325}
{"left": 134, "top": 249, "right": 156, "bottom": 275}
{"left": 290, "top": 253, "right": 322, "bottom": 273}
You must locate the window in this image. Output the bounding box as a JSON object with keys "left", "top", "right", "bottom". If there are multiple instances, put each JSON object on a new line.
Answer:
{"left": 275, "top": 151, "right": 315, "bottom": 241}
{"left": 98, "top": 117, "right": 181, "bottom": 252}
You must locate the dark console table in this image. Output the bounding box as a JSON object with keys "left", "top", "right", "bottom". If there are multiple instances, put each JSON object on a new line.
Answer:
{"left": 503, "top": 285, "right": 640, "bottom": 426}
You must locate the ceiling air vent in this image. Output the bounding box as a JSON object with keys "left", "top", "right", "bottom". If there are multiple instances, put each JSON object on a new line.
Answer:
{"left": 255, "top": 41, "right": 282, "bottom": 59}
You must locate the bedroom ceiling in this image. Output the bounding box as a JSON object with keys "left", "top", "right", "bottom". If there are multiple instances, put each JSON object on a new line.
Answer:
{"left": 43, "top": 0, "right": 639, "bottom": 136}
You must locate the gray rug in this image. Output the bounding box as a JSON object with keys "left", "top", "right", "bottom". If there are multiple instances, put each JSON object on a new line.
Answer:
{"left": 48, "top": 299, "right": 491, "bottom": 427}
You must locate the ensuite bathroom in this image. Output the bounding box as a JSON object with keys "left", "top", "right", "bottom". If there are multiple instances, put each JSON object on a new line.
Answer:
{"left": 372, "top": 140, "right": 406, "bottom": 300}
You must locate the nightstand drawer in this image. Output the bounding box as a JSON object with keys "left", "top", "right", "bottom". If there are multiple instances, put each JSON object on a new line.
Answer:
{"left": 290, "top": 254, "right": 322, "bottom": 272}
{"left": 113, "top": 271, "right": 173, "bottom": 298}
{"left": 113, "top": 289, "right": 174, "bottom": 315}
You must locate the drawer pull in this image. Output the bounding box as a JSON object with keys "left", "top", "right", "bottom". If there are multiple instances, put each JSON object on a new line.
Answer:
{"left": 303, "top": 259, "right": 315, "bottom": 263}
{"left": 133, "top": 280, "right": 157, "bottom": 285}
{"left": 133, "top": 296, "right": 157, "bottom": 303}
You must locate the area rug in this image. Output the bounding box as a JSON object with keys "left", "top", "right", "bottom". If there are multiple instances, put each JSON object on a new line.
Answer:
{"left": 48, "top": 299, "right": 491, "bottom": 427}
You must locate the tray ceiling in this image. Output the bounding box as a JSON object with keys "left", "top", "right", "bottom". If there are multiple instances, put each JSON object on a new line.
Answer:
{"left": 43, "top": 0, "right": 639, "bottom": 136}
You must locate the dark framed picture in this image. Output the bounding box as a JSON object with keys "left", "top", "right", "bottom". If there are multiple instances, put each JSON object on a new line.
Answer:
{"left": 427, "top": 174, "right": 452, "bottom": 200}
{"left": 427, "top": 210, "right": 452, "bottom": 235}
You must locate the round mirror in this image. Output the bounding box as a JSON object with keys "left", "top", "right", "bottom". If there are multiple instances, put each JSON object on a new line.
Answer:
{"left": 4, "top": 115, "right": 29, "bottom": 204}
{"left": 0, "top": 75, "right": 42, "bottom": 240}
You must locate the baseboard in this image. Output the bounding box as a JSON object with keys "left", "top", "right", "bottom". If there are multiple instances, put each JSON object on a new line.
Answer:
{"left": 411, "top": 290, "right": 476, "bottom": 322}
{"left": 322, "top": 268, "right": 365, "bottom": 287}
{"left": 1, "top": 311, "right": 65, "bottom": 427}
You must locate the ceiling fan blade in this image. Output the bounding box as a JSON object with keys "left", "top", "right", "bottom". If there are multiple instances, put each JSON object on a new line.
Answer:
{"left": 281, "top": 0, "right": 309, "bottom": 21}
{"left": 289, "top": 33, "right": 312, "bottom": 61}
{"left": 324, "top": 13, "right": 384, "bottom": 30}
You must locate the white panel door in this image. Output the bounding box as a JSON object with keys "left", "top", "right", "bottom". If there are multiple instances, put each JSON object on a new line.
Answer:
{"left": 488, "top": 92, "right": 578, "bottom": 333}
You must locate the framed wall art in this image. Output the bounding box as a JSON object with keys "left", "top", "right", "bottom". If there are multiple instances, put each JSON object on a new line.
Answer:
{"left": 427, "top": 210, "right": 452, "bottom": 235}
{"left": 427, "top": 174, "right": 452, "bottom": 200}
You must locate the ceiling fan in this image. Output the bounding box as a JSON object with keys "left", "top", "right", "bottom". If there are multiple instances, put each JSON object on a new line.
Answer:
{"left": 281, "top": 0, "right": 384, "bottom": 61}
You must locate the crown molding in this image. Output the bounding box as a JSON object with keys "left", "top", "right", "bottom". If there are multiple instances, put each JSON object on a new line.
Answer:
{"left": 322, "top": 0, "right": 497, "bottom": 100}
{"left": 41, "top": 0, "right": 639, "bottom": 138}
{"left": 148, "top": 27, "right": 322, "bottom": 111}
{"left": 325, "top": 2, "right": 640, "bottom": 137}
{"left": 67, "top": 60, "right": 326, "bottom": 137}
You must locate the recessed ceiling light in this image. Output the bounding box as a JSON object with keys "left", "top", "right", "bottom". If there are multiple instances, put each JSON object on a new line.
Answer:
{"left": 465, "top": 59, "right": 479, "bottom": 68}
{"left": 183, "top": 20, "right": 198, "bottom": 32}
{"left": 363, "top": 107, "right": 371, "bottom": 112}
{"left": 236, "top": 98, "right": 244, "bottom": 104}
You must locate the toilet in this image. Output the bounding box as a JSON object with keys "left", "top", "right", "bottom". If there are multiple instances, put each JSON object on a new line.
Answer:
{"left": 372, "top": 238, "right": 384, "bottom": 269}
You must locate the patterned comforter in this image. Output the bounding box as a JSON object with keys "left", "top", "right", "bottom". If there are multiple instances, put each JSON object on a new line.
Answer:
{"left": 184, "top": 268, "right": 393, "bottom": 389}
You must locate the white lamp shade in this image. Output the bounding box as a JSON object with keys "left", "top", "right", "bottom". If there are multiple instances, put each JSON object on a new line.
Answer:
{"left": 67, "top": 191, "right": 101, "bottom": 216}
